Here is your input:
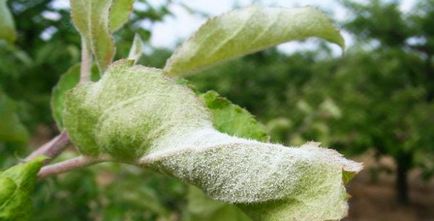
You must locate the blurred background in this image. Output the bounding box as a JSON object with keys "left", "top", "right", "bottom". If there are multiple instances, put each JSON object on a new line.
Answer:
{"left": 0, "top": 0, "right": 433, "bottom": 220}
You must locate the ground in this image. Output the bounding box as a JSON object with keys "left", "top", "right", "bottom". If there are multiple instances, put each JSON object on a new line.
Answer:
{"left": 345, "top": 154, "right": 434, "bottom": 221}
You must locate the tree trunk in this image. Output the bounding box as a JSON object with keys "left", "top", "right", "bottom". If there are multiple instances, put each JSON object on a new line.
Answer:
{"left": 395, "top": 153, "right": 411, "bottom": 204}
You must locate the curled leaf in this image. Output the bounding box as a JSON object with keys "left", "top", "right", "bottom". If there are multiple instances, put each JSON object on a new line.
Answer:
{"left": 63, "top": 62, "right": 362, "bottom": 221}
{"left": 164, "top": 6, "right": 344, "bottom": 76}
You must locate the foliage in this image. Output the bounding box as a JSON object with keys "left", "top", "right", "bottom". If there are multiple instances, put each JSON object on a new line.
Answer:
{"left": 164, "top": 6, "right": 344, "bottom": 76}
{"left": 0, "top": 1, "right": 370, "bottom": 220}
{"left": 0, "top": 0, "right": 16, "bottom": 43}
{"left": 200, "top": 90, "right": 269, "bottom": 142}
{"left": 188, "top": 0, "right": 434, "bottom": 204}
{"left": 0, "top": 158, "right": 44, "bottom": 221}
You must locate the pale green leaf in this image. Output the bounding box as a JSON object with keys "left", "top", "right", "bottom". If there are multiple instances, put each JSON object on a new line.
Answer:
{"left": 127, "top": 34, "right": 144, "bottom": 64}
{"left": 189, "top": 91, "right": 268, "bottom": 221}
{"left": 0, "top": 0, "right": 16, "bottom": 43}
{"left": 0, "top": 91, "right": 28, "bottom": 144}
{"left": 63, "top": 61, "right": 362, "bottom": 221}
{"left": 200, "top": 90, "right": 269, "bottom": 142}
{"left": 51, "top": 64, "right": 100, "bottom": 129}
{"left": 109, "top": 0, "right": 134, "bottom": 32}
{"left": 164, "top": 6, "right": 344, "bottom": 77}
{"left": 70, "top": 0, "right": 115, "bottom": 71}
{"left": 0, "top": 158, "right": 44, "bottom": 221}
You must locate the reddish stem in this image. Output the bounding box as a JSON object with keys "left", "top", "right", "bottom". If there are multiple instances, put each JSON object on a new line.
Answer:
{"left": 26, "top": 131, "right": 69, "bottom": 162}
{"left": 38, "top": 156, "right": 107, "bottom": 179}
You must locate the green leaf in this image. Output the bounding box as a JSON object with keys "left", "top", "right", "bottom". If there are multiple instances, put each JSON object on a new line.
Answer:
{"left": 70, "top": 0, "right": 115, "bottom": 72}
{"left": 0, "top": 158, "right": 44, "bottom": 221}
{"left": 109, "top": 0, "right": 134, "bottom": 32}
{"left": 186, "top": 185, "right": 251, "bottom": 221}
{"left": 0, "top": 91, "right": 28, "bottom": 144}
{"left": 51, "top": 64, "right": 100, "bottom": 129}
{"left": 127, "top": 33, "right": 144, "bottom": 64}
{"left": 189, "top": 90, "right": 269, "bottom": 221}
{"left": 64, "top": 61, "right": 362, "bottom": 221}
{"left": 200, "top": 90, "right": 269, "bottom": 142}
{"left": 0, "top": 177, "right": 16, "bottom": 206}
{"left": 164, "top": 6, "right": 344, "bottom": 77}
{"left": 0, "top": 0, "right": 16, "bottom": 43}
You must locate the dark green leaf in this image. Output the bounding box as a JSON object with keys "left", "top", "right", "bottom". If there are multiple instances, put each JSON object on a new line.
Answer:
{"left": 200, "top": 90, "right": 269, "bottom": 142}
{"left": 0, "top": 91, "right": 28, "bottom": 144}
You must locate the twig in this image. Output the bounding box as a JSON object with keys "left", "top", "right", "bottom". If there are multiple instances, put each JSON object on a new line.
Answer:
{"left": 80, "top": 39, "right": 92, "bottom": 83}
{"left": 25, "top": 131, "right": 69, "bottom": 162}
{"left": 38, "top": 156, "right": 107, "bottom": 179}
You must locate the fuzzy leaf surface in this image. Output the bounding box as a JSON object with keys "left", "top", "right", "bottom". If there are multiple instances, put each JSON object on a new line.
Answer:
{"left": 70, "top": 0, "right": 115, "bottom": 71}
{"left": 51, "top": 64, "right": 100, "bottom": 129}
{"left": 109, "top": 0, "right": 134, "bottom": 32}
{"left": 164, "top": 6, "right": 344, "bottom": 76}
{"left": 63, "top": 61, "right": 362, "bottom": 221}
{"left": 0, "top": 158, "right": 44, "bottom": 221}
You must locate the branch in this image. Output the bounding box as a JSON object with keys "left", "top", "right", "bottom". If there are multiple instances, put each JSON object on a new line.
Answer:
{"left": 38, "top": 156, "right": 108, "bottom": 179}
{"left": 26, "top": 131, "right": 69, "bottom": 162}
{"left": 80, "top": 39, "right": 92, "bottom": 83}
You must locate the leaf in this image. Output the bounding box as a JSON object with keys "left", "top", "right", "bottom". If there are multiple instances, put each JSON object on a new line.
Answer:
{"left": 63, "top": 61, "right": 362, "bottom": 221}
{"left": 0, "top": 177, "right": 16, "bottom": 206}
{"left": 127, "top": 34, "right": 144, "bottom": 64}
{"left": 0, "top": 158, "right": 45, "bottom": 221}
{"left": 200, "top": 90, "right": 269, "bottom": 142}
{"left": 164, "top": 6, "right": 344, "bottom": 77}
{"left": 186, "top": 185, "right": 251, "bottom": 221}
{"left": 188, "top": 91, "right": 268, "bottom": 221}
{"left": 0, "top": 0, "right": 16, "bottom": 43}
{"left": 51, "top": 64, "right": 100, "bottom": 129}
{"left": 0, "top": 91, "right": 28, "bottom": 144}
{"left": 109, "top": 0, "right": 134, "bottom": 32}
{"left": 70, "top": 0, "right": 115, "bottom": 72}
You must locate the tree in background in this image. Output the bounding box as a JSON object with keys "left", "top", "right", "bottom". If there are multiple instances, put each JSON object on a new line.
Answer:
{"left": 338, "top": 0, "right": 434, "bottom": 203}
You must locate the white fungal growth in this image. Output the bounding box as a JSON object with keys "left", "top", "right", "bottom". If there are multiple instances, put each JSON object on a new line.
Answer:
{"left": 63, "top": 61, "right": 362, "bottom": 221}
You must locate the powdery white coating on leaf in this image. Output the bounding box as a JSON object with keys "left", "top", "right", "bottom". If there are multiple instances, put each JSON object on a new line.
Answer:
{"left": 164, "top": 6, "right": 345, "bottom": 76}
{"left": 63, "top": 60, "right": 212, "bottom": 160}
{"left": 142, "top": 132, "right": 361, "bottom": 204}
{"left": 63, "top": 61, "right": 362, "bottom": 221}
